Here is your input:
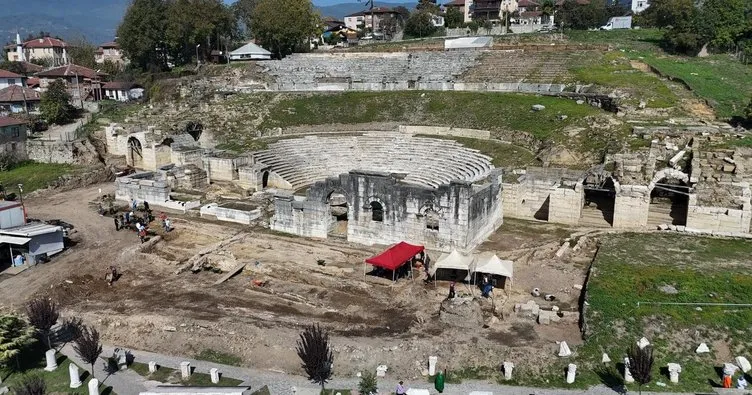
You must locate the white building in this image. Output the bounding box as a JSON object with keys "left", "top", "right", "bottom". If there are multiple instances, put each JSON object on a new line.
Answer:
{"left": 103, "top": 82, "right": 144, "bottom": 102}
{"left": 632, "top": 0, "right": 649, "bottom": 13}
{"left": 0, "top": 69, "right": 24, "bottom": 90}
{"left": 229, "top": 42, "right": 272, "bottom": 61}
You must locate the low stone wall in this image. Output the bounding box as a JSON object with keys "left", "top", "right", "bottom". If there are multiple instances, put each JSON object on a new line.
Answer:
{"left": 398, "top": 125, "right": 491, "bottom": 140}
{"left": 686, "top": 205, "right": 752, "bottom": 234}
{"left": 115, "top": 172, "right": 170, "bottom": 203}
{"left": 26, "top": 139, "right": 100, "bottom": 165}
{"left": 612, "top": 185, "right": 650, "bottom": 228}
{"left": 268, "top": 80, "right": 567, "bottom": 94}
{"left": 200, "top": 203, "right": 261, "bottom": 225}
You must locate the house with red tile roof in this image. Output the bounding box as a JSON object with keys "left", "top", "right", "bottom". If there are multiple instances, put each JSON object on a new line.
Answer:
{"left": 344, "top": 7, "right": 401, "bottom": 32}
{"left": 0, "top": 85, "right": 41, "bottom": 115}
{"left": 0, "top": 69, "right": 24, "bottom": 90}
{"left": 95, "top": 41, "right": 126, "bottom": 65}
{"left": 35, "top": 64, "right": 108, "bottom": 104}
{"left": 0, "top": 117, "right": 28, "bottom": 159}
{"left": 4, "top": 36, "right": 69, "bottom": 66}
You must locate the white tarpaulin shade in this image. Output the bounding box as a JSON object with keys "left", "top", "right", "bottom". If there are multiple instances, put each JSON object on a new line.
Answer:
{"left": 230, "top": 42, "right": 272, "bottom": 61}
{"left": 472, "top": 252, "right": 513, "bottom": 278}
{"left": 429, "top": 249, "right": 474, "bottom": 276}
{"left": 0, "top": 235, "right": 31, "bottom": 245}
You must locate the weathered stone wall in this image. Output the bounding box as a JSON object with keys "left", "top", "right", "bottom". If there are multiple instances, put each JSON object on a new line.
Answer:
{"left": 612, "top": 185, "right": 650, "bottom": 228}
{"left": 549, "top": 186, "right": 584, "bottom": 225}
{"left": 105, "top": 124, "right": 128, "bottom": 156}
{"left": 200, "top": 203, "right": 261, "bottom": 225}
{"left": 686, "top": 202, "right": 752, "bottom": 234}
{"left": 158, "top": 164, "right": 207, "bottom": 191}
{"left": 397, "top": 125, "right": 491, "bottom": 140}
{"left": 204, "top": 156, "right": 251, "bottom": 182}
{"left": 171, "top": 148, "right": 204, "bottom": 169}
{"left": 115, "top": 172, "right": 170, "bottom": 203}
{"left": 502, "top": 182, "right": 553, "bottom": 221}
{"left": 271, "top": 170, "right": 503, "bottom": 251}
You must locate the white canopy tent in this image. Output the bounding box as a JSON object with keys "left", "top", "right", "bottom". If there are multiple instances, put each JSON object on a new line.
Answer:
{"left": 471, "top": 252, "right": 514, "bottom": 287}
{"left": 229, "top": 42, "right": 272, "bottom": 61}
{"left": 430, "top": 249, "right": 474, "bottom": 281}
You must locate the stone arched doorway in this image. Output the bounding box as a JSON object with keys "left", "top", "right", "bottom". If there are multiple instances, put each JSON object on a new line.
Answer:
{"left": 581, "top": 177, "right": 616, "bottom": 227}
{"left": 127, "top": 136, "right": 143, "bottom": 168}
{"left": 327, "top": 191, "right": 348, "bottom": 237}
{"left": 261, "top": 171, "right": 269, "bottom": 188}
{"left": 648, "top": 178, "right": 689, "bottom": 227}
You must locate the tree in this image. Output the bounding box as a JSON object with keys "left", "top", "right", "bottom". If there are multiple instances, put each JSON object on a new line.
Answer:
{"left": 696, "top": 0, "right": 748, "bottom": 52}
{"left": 253, "top": 0, "right": 319, "bottom": 58}
{"left": 25, "top": 298, "right": 59, "bottom": 349}
{"left": 296, "top": 324, "right": 333, "bottom": 391}
{"left": 67, "top": 38, "right": 97, "bottom": 69}
{"left": 404, "top": 11, "right": 437, "bottom": 38}
{"left": 117, "top": 0, "right": 168, "bottom": 71}
{"left": 164, "top": 0, "right": 237, "bottom": 66}
{"left": 61, "top": 317, "right": 84, "bottom": 342}
{"left": 417, "top": 0, "right": 440, "bottom": 13}
{"left": 358, "top": 370, "right": 378, "bottom": 395}
{"left": 233, "top": 0, "right": 259, "bottom": 36}
{"left": 73, "top": 326, "right": 102, "bottom": 375}
{"left": 639, "top": 0, "right": 695, "bottom": 28}
{"left": 540, "top": 0, "right": 555, "bottom": 25}
{"left": 9, "top": 373, "right": 46, "bottom": 395}
{"left": 0, "top": 314, "right": 36, "bottom": 371}
{"left": 627, "top": 344, "right": 654, "bottom": 395}
{"left": 394, "top": 6, "right": 411, "bottom": 24}
{"left": 40, "top": 80, "right": 74, "bottom": 125}
{"left": 445, "top": 7, "right": 464, "bottom": 29}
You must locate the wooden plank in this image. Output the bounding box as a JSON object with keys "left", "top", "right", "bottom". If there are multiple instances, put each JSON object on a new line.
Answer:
{"left": 213, "top": 262, "right": 247, "bottom": 285}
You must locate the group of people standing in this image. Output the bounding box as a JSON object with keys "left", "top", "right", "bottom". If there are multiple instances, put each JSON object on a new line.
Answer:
{"left": 113, "top": 200, "right": 173, "bottom": 243}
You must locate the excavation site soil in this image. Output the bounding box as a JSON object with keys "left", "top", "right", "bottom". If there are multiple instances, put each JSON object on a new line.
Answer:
{"left": 1, "top": 184, "right": 596, "bottom": 379}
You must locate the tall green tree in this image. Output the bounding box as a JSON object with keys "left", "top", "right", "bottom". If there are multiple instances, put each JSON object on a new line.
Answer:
{"left": 232, "top": 0, "right": 259, "bottom": 37}
{"left": 696, "top": 0, "right": 748, "bottom": 51}
{"left": 445, "top": 7, "right": 464, "bottom": 29}
{"left": 404, "top": 11, "right": 437, "bottom": 38}
{"left": 0, "top": 314, "right": 36, "bottom": 371}
{"left": 253, "top": 0, "right": 319, "bottom": 58}
{"left": 164, "top": 0, "right": 237, "bottom": 65}
{"left": 416, "top": 0, "right": 440, "bottom": 13}
{"left": 117, "top": 0, "right": 168, "bottom": 71}
{"left": 639, "top": 0, "right": 695, "bottom": 28}
{"left": 40, "top": 80, "right": 74, "bottom": 125}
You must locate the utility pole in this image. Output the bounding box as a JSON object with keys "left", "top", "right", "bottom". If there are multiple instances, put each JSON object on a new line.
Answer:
{"left": 196, "top": 44, "right": 201, "bottom": 66}
{"left": 74, "top": 71, "right": 82, "bottom": 109}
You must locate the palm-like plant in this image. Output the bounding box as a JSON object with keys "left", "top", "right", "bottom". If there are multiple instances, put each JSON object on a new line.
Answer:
{"left": 627, "top": 344, "right": 654, "bottom": 395}
{"left": 296, "top": 324, "right": 333, "bottom": 391}
{"left": 25, "top": 298, "right": 60, "bottom": 348}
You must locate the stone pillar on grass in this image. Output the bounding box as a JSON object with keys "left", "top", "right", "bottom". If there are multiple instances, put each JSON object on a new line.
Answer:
{"left": 69, "top": 363, "right": 82, "bottom": 388}
{"left": 180, "top": 361, "right": 191, "bottom": 379}
{"left": 88, "top": 378, "right": 99, "bottom": 395}
{"left": 566, "top": 364, "right": 576, "bottom": 384}
{"left": 428, "top": 356, "right": 437, "bottom": 376}
{"left": 503, "top": 361, "right": 514, "bottom": 381}
{"left": 667, "top": 363, "right": 681, "bottom": 383}
{"left": 44, "top": 349, "right": 58, "bottom": 371}
{"left": 148, "top": 361, "right": 158, "bottom": 373}
{"left": 210, "top": 368, "right": 220, "bottom": 384}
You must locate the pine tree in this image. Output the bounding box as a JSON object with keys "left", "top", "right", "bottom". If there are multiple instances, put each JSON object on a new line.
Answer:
{"left": 0, "top": 314, "right": 37, "bottom": 371}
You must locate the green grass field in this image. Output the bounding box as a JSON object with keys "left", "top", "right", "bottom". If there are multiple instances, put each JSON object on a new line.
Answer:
{"left": 130, "top": 361, "right": 244, "bottom": 386}
{"left": 255, "top": 91, "right": 603, "bottom": 142}
{"left": 0, "top": 161, "right": 79, "bottom": 194}
{"left": 2, "top": 346, "right": 114, "bottom": 395}
{"left": 553, "top": 233, "right": 752, "bottom": 392}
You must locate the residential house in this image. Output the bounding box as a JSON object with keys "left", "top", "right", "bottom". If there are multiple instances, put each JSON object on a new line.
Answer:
{"left": 95, "top": 41, "right": 126, "bottom": 65}
{"left": 514, "top": 0, "right": 552, "bottom": 24}
{"left": 632, "top": 0, "right": 649, "bottom": 13}
{"left": 11, "top": 62, "right": 44, "bottom": 76}
{"left": 0, "top": 85, "right": 41, "bottom": 115}
{"left": 344, "top": 7, "right": 400, "bottom": 33}
{"left": 229, "top": 42, "right": 272, "bottom": 61}
{"left": 4, "top": 35, "right": 69, "bottom": 66}
{"left": 444, "top": 0, "right": 473, "bottom": 23}
{"left": 35, "top": 64, "right": 107, "bottom": 105}
{"left": 0, "top": 69, "right": 24, "bottom": 90}
{"left": 103, "top": 82, "right": 144, "bottom": 102}
{"left": 471, "top": 0, "right": 503, "bottom": 20}
{"left": 0, "top": 117, "right": 28, "bottom": 159}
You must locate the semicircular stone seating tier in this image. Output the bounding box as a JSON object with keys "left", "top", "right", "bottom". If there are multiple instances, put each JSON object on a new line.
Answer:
{"left": 253, "top": 132, "right": 495, "bottom": 190}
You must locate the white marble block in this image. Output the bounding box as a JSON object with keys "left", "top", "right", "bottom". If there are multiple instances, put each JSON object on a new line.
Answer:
{"left": 44, "top": 349, "right": 58, "bottom": 371}
{"left": 566, "top": 364, "right": 576, "bottom": 384}
{"left": 503, "top": 361, "right": 514, "bottom": 381}
{"left": 624, "top": 358, "right": 635, "bottom": 383}
{"left": 428, "top": 356, "right": 437, "bottom": 376}
{"left": 180, "top": 361, "right": 191, "bottom": 379}
{"left": 148, "top": 361, "right": 157, "bottom": 373}
{"left": 210, "top": 368, "right": 220, "bottom": 384}
{"left": 88, "top": 378, "right": 99, "bottom": 395}
{"left": 667, "top": 363, "right": 681, "bottom": 383}
{"left": 69, "top": 363, "right": 82, "bottom": 388}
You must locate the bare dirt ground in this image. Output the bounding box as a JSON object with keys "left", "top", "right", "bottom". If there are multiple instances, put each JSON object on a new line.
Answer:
{"left": 0, "top": 184, "right": 598, "bottom": 380}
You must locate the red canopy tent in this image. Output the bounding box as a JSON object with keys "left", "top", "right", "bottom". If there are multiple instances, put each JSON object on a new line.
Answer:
{"left": 365, "top": 242, "right": 425, "bottom": 281}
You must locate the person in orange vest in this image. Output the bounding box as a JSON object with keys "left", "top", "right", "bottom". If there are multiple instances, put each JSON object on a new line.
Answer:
{"left": 723, "top": 374, "right": 733, "bottom": 388}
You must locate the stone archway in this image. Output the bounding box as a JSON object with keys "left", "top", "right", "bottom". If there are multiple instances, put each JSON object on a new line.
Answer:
{"left": 648, "top": 168, "right": 690, "bottom": 227}
{"left": 261, "top": 171, "right": 270, "bottom": 188}
{"left": 127, "top": 136, "right": 144, "bottom": 168}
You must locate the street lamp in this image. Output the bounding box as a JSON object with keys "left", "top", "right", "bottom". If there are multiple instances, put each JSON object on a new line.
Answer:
{"left": 17, "top": 183, "right": 26, "bottom": 223}
{"left": 196, "top": 44, "right": 201, "bottom": 66}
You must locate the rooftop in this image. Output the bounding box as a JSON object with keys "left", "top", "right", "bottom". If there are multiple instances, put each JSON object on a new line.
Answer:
{"left": 1, "top": 222, "right": 63, "bottom": 237}
{"left": 0, "top": 69, "right": 23, "bottom": 79}
{"left": 103, "top": 81, "right": 141, "bottom": 90}
{"left": 0, "top": 117, "right": 26, "bottom": 127}
{"left": 0, "top": 85, "right": 41, "bottom": 102}
{"left": 35, "top": 64, "right": 108, "bottom": 79}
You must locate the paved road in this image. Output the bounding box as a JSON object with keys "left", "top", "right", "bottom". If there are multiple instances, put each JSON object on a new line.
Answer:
{"left": 58, "top": 344, "right": 699, "bottom": 395}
